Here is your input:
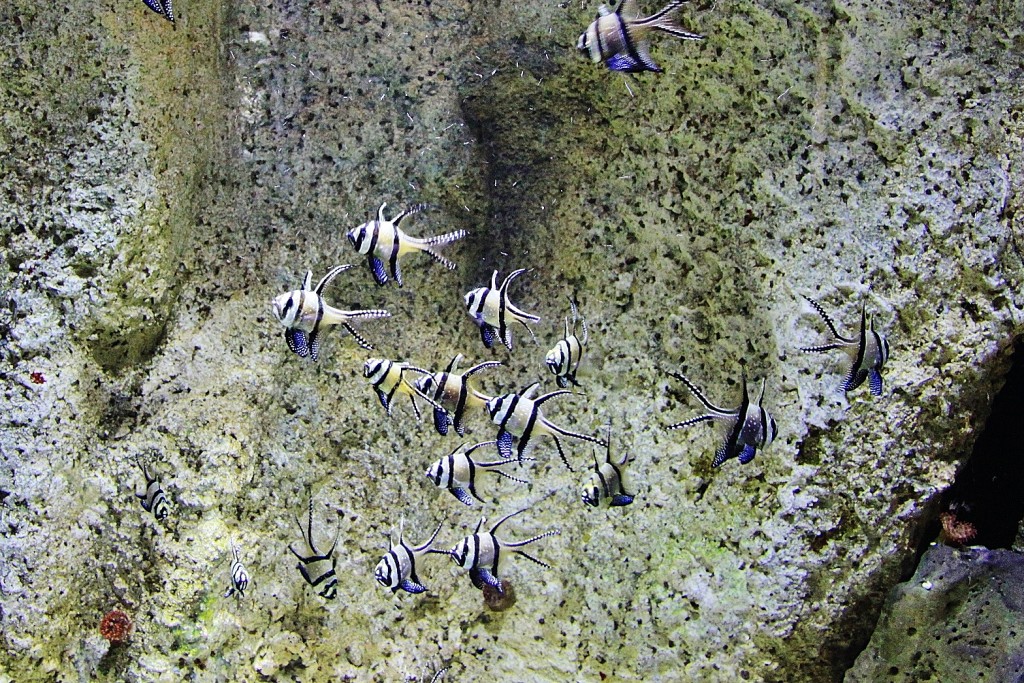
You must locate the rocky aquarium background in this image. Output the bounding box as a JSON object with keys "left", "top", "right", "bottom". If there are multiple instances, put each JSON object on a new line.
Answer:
{"left": 1, "top": 0, "right": 1023, "bottom": 681}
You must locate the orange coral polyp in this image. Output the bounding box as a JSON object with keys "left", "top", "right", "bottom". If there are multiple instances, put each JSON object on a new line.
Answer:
{"left": 99, "top": 610, "right": 133, "bottom": 644}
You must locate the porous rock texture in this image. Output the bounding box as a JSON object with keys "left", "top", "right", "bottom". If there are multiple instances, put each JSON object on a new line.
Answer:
{"left": 846, "top": 544, "right": 1024, "bottom": 682}
{"left": 1, "top": 0, "right": 1023, "bottom": 681}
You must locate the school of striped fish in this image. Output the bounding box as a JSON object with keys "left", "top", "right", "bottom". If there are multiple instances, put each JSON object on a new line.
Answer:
{"left": 129, "top": 0, "right": 893, "bottom": 676}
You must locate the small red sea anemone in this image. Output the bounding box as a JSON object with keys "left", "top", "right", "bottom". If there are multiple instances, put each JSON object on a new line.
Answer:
{"left": 29, "top": 372, "right": 45, "bottom": 385}
{"left": 939, "top": 511, "right": 978, "bottom": 546}
{"left": 99, "top": 610, "right": 133, "bottom": 644}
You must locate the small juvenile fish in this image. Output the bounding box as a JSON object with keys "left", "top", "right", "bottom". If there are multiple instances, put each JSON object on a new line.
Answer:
{"left": 413, "top": 354, "right": 502, "bottom": 436}
{"left": 577, "top": 0, "right": 703, "bottom": 74}
{"left": 486, "top": 382, "right": 607, "bottom": 471}
{"left": 801, "top": 295, "right": 890, "bottom": 396}
{"left": 374, "top": 519, "right": 448, "bottom": 594}
{"left": 464, "top": 269, "right": 540, "bottom": 351}
{"left": 450, "top": 507, "right": 558, "bottom": 592}
{"left": 134, "top": 456, "right": 169, "bottom": 521}
{"left": 667, "top": 370, "right": 778, "bottom": 467}
{"left": 363, "top": 358, "right": 432, "bottom": 419}
{"left": 545, "top": 298, "right": 589, "bottom": 388}
{"left": 272, "top": 266, "right": 391, "bottom": 360}
{"left": 347, "top": 203, "right": 467, "bottom": 287}
{"left": 582, "top": 421, "right": 634, "bottom": 507}
{"left": 425, "top": 440, "right": 528, "bottom": 506}
{"left": 142, "top": 0, "right": 174, "bottom": 23}
{"left": 289, "top": 497, "right": 341, "bottom": 600}
{"left": 223, "top": 543, "right": 250, "bottom": 598}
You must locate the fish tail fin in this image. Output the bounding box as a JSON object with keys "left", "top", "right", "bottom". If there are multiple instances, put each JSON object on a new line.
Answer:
{"left": 637, "top": 1, "right": 704, "bottom": 40}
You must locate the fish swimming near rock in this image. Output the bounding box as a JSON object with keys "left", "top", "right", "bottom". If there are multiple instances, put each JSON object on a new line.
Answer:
{"left": 414, "top": 354, "right": 502, "bottom": 436}
{"left": 223, "top": 543, "right": 250, "bottom": 598}
{"left": 425, "top": 440, "right": 529, "bottom": 506}
{"left": 142, "top": 0, "right": 174, "bottom": 23}
{"left": 346, "top": 203, "right": 467, "bottom": 287}
{"left": 363, "top": 358, "right": 432, "bottom": 419}
{"left": 486, "top": 382, "right": 607, "bottom": 471}
{"left": 577, "top": 0, "right": 703, "bottom": 73}
{"left": 666, "top": 370, "right": 777, "bottom": 467}
{"left": 289, "top": 497, "right": 341, "bottom": 600}
{"left": 545, "top": 298, "right": 589, "bottom": 388}
{"left": 464, "top": 269, "right": 540, "bottom": 351}
{"left": 374, "top": 519, "right": 448, "bottom": 595}
{"left": 582, "top": 421, "right": 634, "bottom": 507}
{"left": 272, "top": 266, "right": 391, "bottom": 360}
{"left": 133, "top": 456, "right": 169, "bottom": 521}
{"left": 800, "top": 295, "right": 890, "bottom": 396}
{"left": 450, "top": 506, "right": 558, "bottom": 592}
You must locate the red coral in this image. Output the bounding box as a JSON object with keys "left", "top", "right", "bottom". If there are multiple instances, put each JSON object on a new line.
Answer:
{"left": 99, "top": 610, "right": 132, "bottom": 644}
{"left": 29, "top": 372, "right": 45, "bottom": 385}
{"left": 939, "top": 511, "right": 977, "bottom": 546}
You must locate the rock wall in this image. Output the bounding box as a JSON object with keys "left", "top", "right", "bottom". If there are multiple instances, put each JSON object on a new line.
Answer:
{"left": 1, "top": 0, "right": 1023, "bottom": 681}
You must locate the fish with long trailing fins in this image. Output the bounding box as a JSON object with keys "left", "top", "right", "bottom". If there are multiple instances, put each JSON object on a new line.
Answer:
{"left": 582, "top": 420, "right": 635, "bottom": 507}
{"left": 800, "top": 295, "right": 890, "bottom": 396}
{"left": 577, "top": 0, "right": 704, "bottom": 73}
{"left": 272, "top": 265, "right": 391, "bottom": 360}
{"left": 374, "top": 519, "right": 449, "bottom": 595}
{"left": 450, "top": 506, "right": 558, "bottom": 593}
{"left": 413, "top": 354, "right": 502, "bottom": 436}
{"left": 223, "top": 543, "right": 250, "bottom": 598}
{"left": 362, "top": 358, "right": 434, "bottom": 420}
{"left": 133, "top": 455, "right": 169, "bottom": 522}
{"left": 346, "top": 202, "right": 467, "bottom": 287}
{"left": 289, "top": 497, "right": 341, "bottom": 600}
{"left": 486, "top": 382, "right": 607, "bottom": 471}
{"left": 666, "top": 370, "right": 778, "bottom": 467}
{"left": 464, "top": 269, "right": 540, "bottom": 351}
{"left": 545, "top": 298, "right": 589, "bottom": 388}
{"left": 425, "top": 440, "right": 529, "bottom": 506}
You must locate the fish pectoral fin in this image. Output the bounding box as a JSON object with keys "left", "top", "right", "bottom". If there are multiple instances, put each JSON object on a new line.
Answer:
{"left": 399, "top": 578, "right": 427, "bottom": 594}
{"left": 451, "top": 488, "right": 475, "bottom": 506}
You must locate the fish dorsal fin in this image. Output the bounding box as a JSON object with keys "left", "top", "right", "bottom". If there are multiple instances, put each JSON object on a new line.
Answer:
{"left": 473, "top": 517, "right": 485, "bottom": 535}
{"left": 376, "top": 202, "right": 388, "bottom": 224}
{"left": 445, "top": 353, "right": 464, "bottom": 375}
{"left": 489, "top": 270, "right": 500, "bottom": 290}
{"left": 618, "top": 0, "right": 641, "bottom": 21}
{"left": 598, "top": 4, "right": 614, "bottom": 16}
{"left": 414, "top": 519, "right": 446, "bottom": 555}
{"left": 522, "top": 381, "right": 542, "bottom": 400}
{"left": 490, "top": 506, "right": 528, "bottom": 535}
{"left": 756, "top": 377, "right": 767, "bottom": 406}
{"left": 302, "top": 270, "right": 313, "bottom": 291}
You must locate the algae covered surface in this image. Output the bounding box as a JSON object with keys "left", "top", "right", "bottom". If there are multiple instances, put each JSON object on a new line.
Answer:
{"left": 1, "top": 0, "right": 1024, "bottom": 681}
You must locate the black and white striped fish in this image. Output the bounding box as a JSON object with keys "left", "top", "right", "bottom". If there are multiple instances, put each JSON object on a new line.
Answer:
{"left": 374, "top": 519, "right": 448, "bottom": 594}
{"left": 413, "top": 354, "right": 501, "bottom": 436}
{"left": 289, "top": 497, "right": 341, "bottom": 600}
{"left": 801, "top": 295, "right": 890, "bottom": 396}
{"left": 545, "top": 299, "right": 589, "bottom": 388}
{"left": 667, "top": 370, "right": 778, "bottom": 468}
{"left": 450, "top": 507, "right": 558, "bottom": 592}
{"left": 346, "top": 203, "right": 467, "bottom": 287}
{"left": 272, "top": 266, "right": 391, "bottom": 360}
{"left": 486, "top": 382, "right": 607, "bottom": 471}
{"left": 577, "top": 0, "right": 703, "bottom": 73}
{"left": 134, "top": 456, "right": 169, "bottom": 521}
{"left": 363, "top": 358, "right": 432, "bottom": 419}
{"left": 142, "top": 0, "right": 174, "bottom": 23}
{"left": 582, "top": 421, "right": 634, "bottom": 507}
{"left": 425, "top": 440, "right": 529, "bottom": 506}
{"left": 464, "top": 269, "right": 540, "bottom": 351}
{"left": 223, "top": 543, "right": 250, "bottom": 598}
